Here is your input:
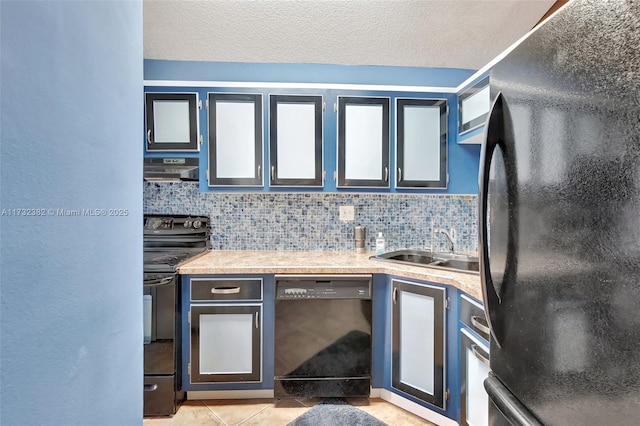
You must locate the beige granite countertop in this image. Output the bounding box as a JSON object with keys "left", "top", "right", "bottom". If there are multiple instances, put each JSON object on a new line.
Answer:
{"left": 178, "top": 250, "right": 482, "bottom": 300}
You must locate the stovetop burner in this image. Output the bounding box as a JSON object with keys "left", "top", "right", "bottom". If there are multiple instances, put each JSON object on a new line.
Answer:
{"left": 144, "top": 251, "right": 193, "bottom": 265}
{"left": 143, "top": 250, "right": 205, "bottom": 272}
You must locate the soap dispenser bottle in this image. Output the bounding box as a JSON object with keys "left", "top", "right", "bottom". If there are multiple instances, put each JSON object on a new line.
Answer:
{"left": 375, "top": 232, "right": 386, "bottom": 255}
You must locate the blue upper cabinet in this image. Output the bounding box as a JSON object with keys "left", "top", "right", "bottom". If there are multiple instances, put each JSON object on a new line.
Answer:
{"left": 207, "top": 92, "right": 264, "bottom": 187}
{"left": 396, "top": 98, "right": 448, "bottom": 189}
{"left": 143, "top": 59, "right": 483, "bottom": 194}
{"left": 337, "top": 96, "right": 391, "bottom": 189}
{"left": 457, "top": 76, "right": 490, "bottom": 145}
{"left": 145, "top": 92, "right": 201, "bottom": 152}
{"left": 269, "top": 95, "right": 324, "bottom": 188}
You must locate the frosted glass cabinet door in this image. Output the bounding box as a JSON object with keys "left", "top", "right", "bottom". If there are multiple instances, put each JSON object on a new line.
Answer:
{"left": 337, "top": 97, "right": 390, "bottom": 188}
{"left": 145, "top": 93, "right": 199, "bottom": 152}
{"left": 460, "top": 328, "right": 490, "bottom": 426}
{"left": 459, "top": 76, "right": 490, "bottom": 134}
{"left": 396, "top": 99, "right": 448, "bottom": 188}
{"left": 190, "top": 305, "right": 261, "bottom": 383}
{"left": 391, "top": 279, "right": 446, "bottom": 409}
{"left": 269, "top": 95, "right": 323, "bottom": 187}
{"left": 208, "top": 93, "right": 263, "bottom": 187}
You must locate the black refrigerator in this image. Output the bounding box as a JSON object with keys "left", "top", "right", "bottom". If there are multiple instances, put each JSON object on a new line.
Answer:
{"left": 478, "top": 0, "right": 640, "bottom": 425}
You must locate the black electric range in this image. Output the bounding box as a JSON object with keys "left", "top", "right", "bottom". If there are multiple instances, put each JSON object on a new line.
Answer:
{"left": 143, "top": 214, "right": 209, "bottom": 417}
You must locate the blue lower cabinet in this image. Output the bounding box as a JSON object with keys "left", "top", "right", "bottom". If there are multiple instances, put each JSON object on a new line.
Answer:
{"left": 459, "top": 293, "right": 490, "bottom": 426}
{"left": 385, "top": 277, "right": 460, "bottom": 422}
{"left": 178, "top": 271, "right": 475, "bottom": 425}
{"left": 181, "top": 274, "right": 274, "bottom": 391}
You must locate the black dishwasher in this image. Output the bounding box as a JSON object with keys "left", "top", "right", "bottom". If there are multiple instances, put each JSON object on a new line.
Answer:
{"left": 274, "top": 275, "right": 372, "bottom": 398}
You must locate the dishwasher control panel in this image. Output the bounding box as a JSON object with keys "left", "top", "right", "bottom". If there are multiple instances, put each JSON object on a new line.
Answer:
{"left": 275, "top": 275, "right": 372, "bottom": 299}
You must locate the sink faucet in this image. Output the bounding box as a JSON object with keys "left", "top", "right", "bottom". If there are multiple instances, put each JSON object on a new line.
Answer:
{"left": 435, "top": 228, "right": 456, "bottom": 253}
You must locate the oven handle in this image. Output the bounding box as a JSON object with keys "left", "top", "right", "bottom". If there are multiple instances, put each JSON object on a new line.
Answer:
{"left": 143, "top": 276, "right": 174, "bottom": 287}
{"left": 144, "top": 383, "right": 158, "bottom": 392}
{"left": 211, "top": 286, "right": 241, "bottom": 294}
{"left": 143, "top": 236, "right": 209, "bottom": 244}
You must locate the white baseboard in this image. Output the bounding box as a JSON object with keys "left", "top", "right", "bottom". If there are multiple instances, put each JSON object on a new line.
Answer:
{"left": 369, "top": 387, "right": 382, "bottom": 398}
{"left": 375, "top": 388, "right": 459, "bottom": 426}
{"left": 187, "top": 389, "right": 275, "bottom": 400}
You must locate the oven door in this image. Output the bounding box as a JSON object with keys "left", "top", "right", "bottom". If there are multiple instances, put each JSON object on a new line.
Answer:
{"left": 144, "top": 272, "right": 183, "bottom": 416}
{"left": 143, "top": 273, "right": 177, "bottom": 375}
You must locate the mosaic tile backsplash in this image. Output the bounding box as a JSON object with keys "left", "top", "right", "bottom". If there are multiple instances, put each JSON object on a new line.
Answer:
{"left": 144, "top": 182, "right": 479, "bottom": 253}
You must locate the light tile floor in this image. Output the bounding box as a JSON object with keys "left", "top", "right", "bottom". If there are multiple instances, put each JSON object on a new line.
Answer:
{"left": 143, "top": 398, "right": 437, "bottom": 426}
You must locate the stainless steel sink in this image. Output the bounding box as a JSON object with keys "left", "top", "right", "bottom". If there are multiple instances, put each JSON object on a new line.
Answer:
{"left": 370, "top": 249, "right": 480, "bottom": 274}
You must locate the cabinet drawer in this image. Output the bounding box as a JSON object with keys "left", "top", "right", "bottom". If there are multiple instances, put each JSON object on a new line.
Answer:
{"left": 460, "top": 294, "right": 490, "bottom": 341}
{"left": 191, "top": 278, "right": 262, "bottom": 301}
{"left": 144, "top": 375, "right": 178, "bottom": 416}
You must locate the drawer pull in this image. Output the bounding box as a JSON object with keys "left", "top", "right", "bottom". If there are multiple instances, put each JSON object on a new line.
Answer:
{"left": 211, "top": 286, "right": 241, "bottom": 295}
{"left": 471, "top": 344, "right": 490, "bottom": 366}
{"left": 471, "top": 315, "right": 490, "bottom": 335}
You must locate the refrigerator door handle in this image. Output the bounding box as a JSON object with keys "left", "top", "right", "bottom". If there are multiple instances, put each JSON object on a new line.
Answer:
{"left": 484, "top": 371, "right": 543, "bottom": 426}
{"left": 479, "top": 92, "right": 507, "bottom": 347}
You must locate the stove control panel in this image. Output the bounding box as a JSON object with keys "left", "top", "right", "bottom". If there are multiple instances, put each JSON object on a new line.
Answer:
{"left": 144, "top": 215, "right": 209, "bottom": 232}
{"left": 145, "top": 217, "right": 174, "bottom": 230}
{"left": 182, "top": 217, "right": 203, "bottom": 229}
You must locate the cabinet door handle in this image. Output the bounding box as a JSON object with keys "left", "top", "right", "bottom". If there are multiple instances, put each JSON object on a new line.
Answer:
{"left": 147, "top": 129, "right": 152, "bottom": 145}
{"left": 398, "top": 168, "right": 402, "bottom": 182}
{"left": 211, "top": 286, "right": 241, "bottom": 294}
{"left": 271, "top": 166, "right": 276, "bottom": 181}
{"left": 471, "top": 315, "right": 490, "bottom": 335}
{"left": 393, "top": 287, "right": 398, "bottom": 304}
{"left": 384, "top": 166, "right": 389, "bottom": 182}
{"left": 471, "top": 344, "right": 490, "bottom": 366}
{"left": 255, "top": 311, "right": 260, "bottom": 329}
{"left": 257, "top": 164, "right": 261, "bottom": 177}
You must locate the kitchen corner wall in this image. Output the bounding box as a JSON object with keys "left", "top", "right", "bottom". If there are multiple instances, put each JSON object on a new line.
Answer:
{"left": 2, "top": 2, "right": 143, "bottom": 424}
{"left": 144, "top": 182, "right": 478, "bottom": 253}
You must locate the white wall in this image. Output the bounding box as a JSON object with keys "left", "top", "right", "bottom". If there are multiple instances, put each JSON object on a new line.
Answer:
{"left": 0, "top": 1, "right": 143, "bottom": 424}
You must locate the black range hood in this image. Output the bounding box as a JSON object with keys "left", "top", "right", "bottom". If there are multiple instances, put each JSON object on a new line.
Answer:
{"left": 144, "top": 157, "right": 199, "bottom": 182}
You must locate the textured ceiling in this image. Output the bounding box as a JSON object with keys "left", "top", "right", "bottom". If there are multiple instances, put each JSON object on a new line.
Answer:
{"left": 143, "top": 0, "right": 556, "bottom": 70}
